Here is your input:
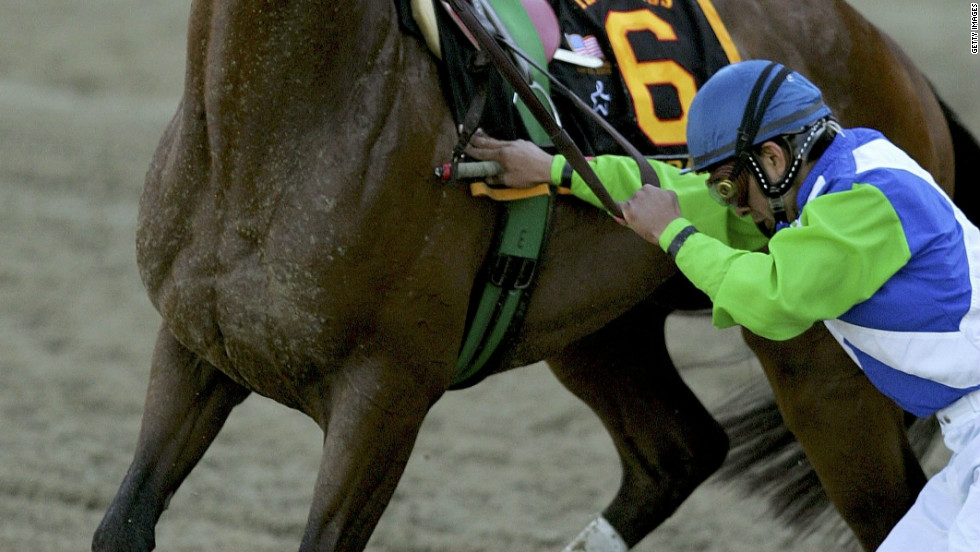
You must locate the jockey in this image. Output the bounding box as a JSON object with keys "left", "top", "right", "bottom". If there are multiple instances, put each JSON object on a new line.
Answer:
{"left": 466, "top": 59, "right": 980, "bottom": 551}
{"left": 626, "top": 60, "right": 980, "bottom": 552}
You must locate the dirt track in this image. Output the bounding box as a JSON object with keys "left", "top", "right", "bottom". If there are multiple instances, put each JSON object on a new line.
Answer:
{"left": 1, "top": 1, "right": 977, "bottom": 550}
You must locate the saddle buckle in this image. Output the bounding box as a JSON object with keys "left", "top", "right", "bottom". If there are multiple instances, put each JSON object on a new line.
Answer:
{"left": 489, "top": 254, "right": 537, "bottom": 290}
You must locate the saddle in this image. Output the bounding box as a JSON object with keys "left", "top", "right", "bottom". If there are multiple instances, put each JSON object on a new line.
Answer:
{"left": 393, "top": 0, "right": 740, "bottom": 387}
{"left": 398, "top": 0, "right": 740, "bottom": 162}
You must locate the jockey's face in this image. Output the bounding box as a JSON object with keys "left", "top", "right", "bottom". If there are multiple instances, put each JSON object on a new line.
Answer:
{"left": 713, "top": 141, "right": 799, "bottom": 236}
{"left": 738, "top": 173, "right": 780, "bottom": 235}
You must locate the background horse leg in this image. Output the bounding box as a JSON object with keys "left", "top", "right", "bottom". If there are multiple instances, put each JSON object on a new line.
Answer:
{"left": 547, "top": 304, "right": 728, "bottom": 548}
{"left": 299, "top": 358, "right": 444, "bottom": 552}
{"left": 92, "top": 324, "right": 251, "bottom": 552}
{"left": 744, "top": 324, "right": 926, "bottom": 551}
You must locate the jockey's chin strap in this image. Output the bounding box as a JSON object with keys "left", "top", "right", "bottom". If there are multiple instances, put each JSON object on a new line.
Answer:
{"left": 744, "top": 117, "right": 837, "bottom": 227}
{"left": 446, "top": 0, "right": 661, "bottom": 219}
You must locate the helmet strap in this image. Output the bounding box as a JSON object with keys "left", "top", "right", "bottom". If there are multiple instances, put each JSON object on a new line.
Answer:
{"left": 767, "top": 194, "right": 788, "bottom": 225}
{"left": 742, "top": 151, "right": 788, "bottom": 226}
{"left": 761, "top": 118, "right": 834, "bottom": 198}
{"left": 761, "top": 119, "right": 838, "bottom": 229}
{"left": 725, "top": 62, "right": 793, "bottom": 201}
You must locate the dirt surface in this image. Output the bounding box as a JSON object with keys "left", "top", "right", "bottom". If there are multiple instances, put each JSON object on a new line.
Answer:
{"left": 1, "top": 1, "right": 976, "bottom": 550}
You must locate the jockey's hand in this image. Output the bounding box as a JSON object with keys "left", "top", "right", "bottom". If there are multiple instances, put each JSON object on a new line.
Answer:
{"left": 464, "top": 130, "right": 553, "bottom": 188}
{"left": 621, "top": 184, "right": 683, "bottom": 244}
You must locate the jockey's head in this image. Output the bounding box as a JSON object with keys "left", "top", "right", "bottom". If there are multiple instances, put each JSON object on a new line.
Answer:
{"left": 686, "top": 60, "right": 837, "bottom": 221}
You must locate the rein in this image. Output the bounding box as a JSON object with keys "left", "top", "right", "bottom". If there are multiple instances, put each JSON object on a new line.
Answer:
{"left": 446, "top": 0, "right": 661, "bottom": 219}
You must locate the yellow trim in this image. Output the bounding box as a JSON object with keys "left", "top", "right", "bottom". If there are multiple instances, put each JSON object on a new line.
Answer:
{"left": 694, "top": 0, "right": 741, "bottom": 63}
{"left": 469, "top": 182, "right": 573, "bottom": 201}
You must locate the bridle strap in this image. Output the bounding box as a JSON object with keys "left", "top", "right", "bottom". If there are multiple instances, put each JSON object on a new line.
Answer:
{"left": 447, "top": 0, "right": 657, "bottom": 218}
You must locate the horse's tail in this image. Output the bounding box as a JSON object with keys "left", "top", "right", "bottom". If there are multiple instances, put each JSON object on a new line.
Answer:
{"left": 713, "top": 378, "right": 940, "bottom": 550}
{"left": 939, "top": 95, "right": 980, "bottom": 224}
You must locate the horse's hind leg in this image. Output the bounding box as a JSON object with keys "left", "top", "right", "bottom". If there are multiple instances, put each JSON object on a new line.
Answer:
{"left": 93, "top": 324, "right": 250, "bottom": 552}
{"left": 548, "top": 304, "right": 729, "bottom": 548}
{"left": 298, "top": 357, "right": 442, "bottom": 551}
{"left": 744, "top": 324, "right": 926, "bottom": 551}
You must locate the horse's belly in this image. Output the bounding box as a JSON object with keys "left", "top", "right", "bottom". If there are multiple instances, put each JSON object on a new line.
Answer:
{"left": 147, "top": 237, "right": 351, "bottom": 402}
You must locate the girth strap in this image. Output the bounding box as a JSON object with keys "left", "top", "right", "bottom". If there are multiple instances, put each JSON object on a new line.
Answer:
{"left": 452, "top": 192, "right": 553, "bottom": 386}
{"left": 449, "top": 0, "right": 555, "bottom": 387}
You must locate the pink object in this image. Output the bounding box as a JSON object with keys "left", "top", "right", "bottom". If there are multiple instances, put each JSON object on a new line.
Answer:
{"left": 520, "top": 0, "right": 561, "bottom": 60}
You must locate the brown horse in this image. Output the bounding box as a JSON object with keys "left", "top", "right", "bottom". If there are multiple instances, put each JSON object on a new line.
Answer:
{"left": 92, "top": 0, "right": 977, "bottom": 551}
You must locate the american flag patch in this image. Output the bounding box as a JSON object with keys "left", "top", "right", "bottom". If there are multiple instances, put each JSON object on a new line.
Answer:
{"left": 565, "top": 33, "right": 604, "bottom": 60}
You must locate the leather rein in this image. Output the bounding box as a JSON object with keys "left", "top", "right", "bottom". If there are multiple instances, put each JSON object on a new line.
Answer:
{"left": 445, "top": 0, "right": 661, "bottom": 219}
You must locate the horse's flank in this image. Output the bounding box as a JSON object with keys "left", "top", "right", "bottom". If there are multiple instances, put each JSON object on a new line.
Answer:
{"left": 137, "top": 0, "right": 475, "bottom": 413}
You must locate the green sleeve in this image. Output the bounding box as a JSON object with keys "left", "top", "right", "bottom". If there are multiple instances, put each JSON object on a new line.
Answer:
{"left": 551, "top": 155, "right": 767, "bottom": 251}
{"left": 661, "top": 184, "right": 912, "bottom": 341}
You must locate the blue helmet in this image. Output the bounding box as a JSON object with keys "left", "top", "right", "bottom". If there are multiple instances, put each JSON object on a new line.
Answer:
{"left": 687, "top": 60, "right": 832, "bottom": 172}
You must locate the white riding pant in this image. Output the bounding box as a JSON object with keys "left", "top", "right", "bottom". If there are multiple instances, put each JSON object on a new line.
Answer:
{"left": 877, "top": 389, "right": 980, "bottom": 552}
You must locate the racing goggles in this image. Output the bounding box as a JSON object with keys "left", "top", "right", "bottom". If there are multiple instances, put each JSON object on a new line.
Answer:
{"left": 705, "top": 161, "right": 749, "bottom": 208}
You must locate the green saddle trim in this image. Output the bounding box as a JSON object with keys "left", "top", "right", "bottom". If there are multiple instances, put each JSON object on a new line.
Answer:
{"left": 451, "top": 0, "right": 555, "bottom": 387}
{"left": 484, "top": 0, "right": 552, "bottom": 144}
